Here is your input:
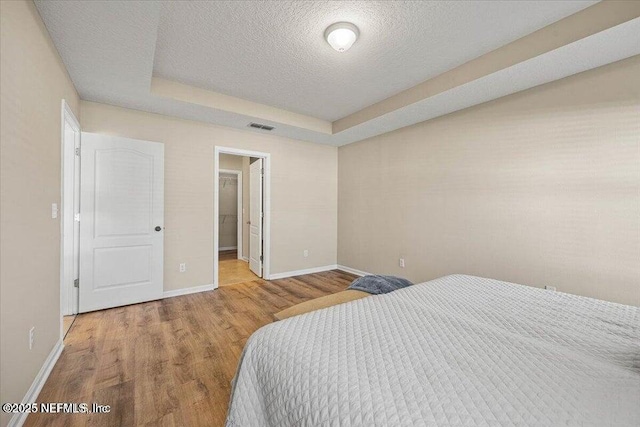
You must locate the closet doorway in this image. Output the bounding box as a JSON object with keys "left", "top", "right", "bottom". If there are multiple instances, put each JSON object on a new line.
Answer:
{"left": 215, "top": 149, "right": 270, "bottom": 287}
{"left": 219, "top": 169, "right": 242, "bottom": 255}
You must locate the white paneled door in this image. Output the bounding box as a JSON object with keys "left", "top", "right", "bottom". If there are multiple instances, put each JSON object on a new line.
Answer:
{"left": 249, "top": 158, "right": 263, "bottom": 277}
{"left": 79, "top": 133, "right": 164, "bottom": 313}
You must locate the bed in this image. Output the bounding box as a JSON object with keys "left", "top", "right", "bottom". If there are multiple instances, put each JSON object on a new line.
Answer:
{"left": 226, "top": 274, "right": 640, "bottom": 426}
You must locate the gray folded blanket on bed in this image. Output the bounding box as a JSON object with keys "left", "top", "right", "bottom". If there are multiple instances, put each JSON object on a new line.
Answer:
{"left": 347, "top": 275, "right": 413, "bottom": 295}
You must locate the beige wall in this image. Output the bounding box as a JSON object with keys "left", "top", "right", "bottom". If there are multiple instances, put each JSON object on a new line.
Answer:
{"left": 339, "top": 56, "right": 640, "bottom": 306}
{"left": 0, "top": 1, "right": 80, "bottom": 425}
{"left": 81, "top": 101, "right": 338, "bottom": 291}
{"left": 220, "top": 153, "right": 243, "bottom": 171}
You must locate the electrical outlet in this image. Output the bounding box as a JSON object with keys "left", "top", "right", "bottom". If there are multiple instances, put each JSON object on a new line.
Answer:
{"left": 29, "top": 327, "right": 35, "bottom": 350}
{"left": 545, "top": 285, "right": 556, "bottom": 291}
{"left": 179, "top": 263, "right": 186, "bottom": 273}
{"left": 51, "top": 203, "right": 58, "bottom": 219}
{"left": 303, "top": 250, "right": 309, "bottom": 258}
{"left": 399, "top": 258, "right": 405, "bottom": 268}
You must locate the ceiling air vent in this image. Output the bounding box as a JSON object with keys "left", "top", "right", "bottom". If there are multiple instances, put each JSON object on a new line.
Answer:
{"left": 248, "top": 122, "right": 275, "bottom": 131}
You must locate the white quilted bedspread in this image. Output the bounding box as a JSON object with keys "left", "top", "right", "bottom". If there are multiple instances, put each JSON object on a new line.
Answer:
{"left": 226, "top": 275, "right": 640, "bottom": 426}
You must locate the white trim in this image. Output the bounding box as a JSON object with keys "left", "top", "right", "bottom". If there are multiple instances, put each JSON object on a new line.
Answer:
{"left": 163, "top": 284, "right": 215, "bottom": 299}
{"left": 268, "top": 264, "right": 338, "bottom": 280}
{"left": 336, "top": 265, "right": 371, "bottom": 277}
{"left": 242, "top": 256, "right": 249, "bottom": 262}
{"left": 219, "top": 168, "right": 242, "bottom": 259}
{"left": 59, "top": 99, "right": 80, "bottom": 342}
{"left": 8, "top": 340, "right": 64, "bottom": 427}
{"left": 219, "top": 246, "right": 238, "bottom": 251}
{"left": 214, "top": 146, "right": 271, "bottom": 289}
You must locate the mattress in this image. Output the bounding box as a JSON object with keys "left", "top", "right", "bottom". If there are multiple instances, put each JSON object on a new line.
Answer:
{"left": 226, "top": 274, "right": 640, "bottom": 426}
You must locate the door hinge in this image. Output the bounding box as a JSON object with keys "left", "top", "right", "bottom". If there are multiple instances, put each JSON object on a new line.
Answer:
{"left": 74, "top": 278, "right": 79, "bottom": 288}
{"left": 74, "top": 213, "right": 80, "bottom": 222}
{"left": 75, "top": 147, "right": 80, "bottom": 156}
{"left": 260, "top": 255, "right": 263, "bottom": 262}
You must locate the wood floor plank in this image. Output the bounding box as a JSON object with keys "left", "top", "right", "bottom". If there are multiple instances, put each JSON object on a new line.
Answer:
{"left": 87, "top": 380, "right": 135, "bottom": 427}
{"left": 218, "top": 251, "right": 260, "bottom": 286}
{"left": 218, "top": 250, "right": 237, "bottom": 262}
{"left": 25, "top": 270, "right": 356, "bottom": 427}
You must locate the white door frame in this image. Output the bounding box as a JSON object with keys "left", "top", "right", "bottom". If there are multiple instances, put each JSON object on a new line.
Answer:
{"left": 59, "top": 99, "right": 80, "bottom": 337}
{"left": 214, "top": 146, "right": 270, "bottom": 288}
{"left": 219, "top": 168, "right": 243, "bottom": 257}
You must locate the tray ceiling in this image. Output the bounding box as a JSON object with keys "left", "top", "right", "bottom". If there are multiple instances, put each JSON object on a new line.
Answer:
{"left": 34, "top": 1, "right": 639, "bottom": 146}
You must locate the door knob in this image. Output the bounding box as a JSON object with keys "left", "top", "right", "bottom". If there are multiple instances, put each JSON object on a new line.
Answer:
{"left": 155, "top": 226, "right": 162, "bottom": 232}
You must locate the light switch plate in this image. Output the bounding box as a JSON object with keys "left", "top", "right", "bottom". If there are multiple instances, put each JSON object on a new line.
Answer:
{"left": 51, "top": 203, "right": 58, "bottom": 219}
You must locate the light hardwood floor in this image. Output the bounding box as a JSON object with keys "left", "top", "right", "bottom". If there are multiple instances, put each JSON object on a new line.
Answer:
{"left": 26, "top": 269, "right": 357, "bottom": 427}
{"left": 218, "top": 250, "right": 260, "bottom": 286}
{"left": 63, "top": 315, "right": 76, "bottom": 339}
{"left": 218, "top": 249, "right": 238, "bottom": 262}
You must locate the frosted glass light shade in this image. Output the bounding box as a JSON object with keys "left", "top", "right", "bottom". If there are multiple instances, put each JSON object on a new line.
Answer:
{"left": 325, "top": 22, "right": 359, "bottom": 52}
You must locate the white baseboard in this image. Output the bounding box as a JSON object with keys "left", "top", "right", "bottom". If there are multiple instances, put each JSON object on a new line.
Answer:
{"left": 9, "top": 339, "right": 64, "bottom": 427}
{"left": 268, "top": 264, "right": 338, "bottom": 280}
{"left": 163, "top": 284, "right": 215, "bottom": 299}
{"left": 219, "top": 246, "right": 237, "bottom": 251}
{"left": 241, "top": 256, "right": 249, "bottom": 262}
{"left": 336, "top": 265, "right": 372, "bottom": 277}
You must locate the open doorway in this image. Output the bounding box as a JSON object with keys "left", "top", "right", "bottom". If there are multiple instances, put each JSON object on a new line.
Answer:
{"left": 214, "top": 148, "right": 270, "bottom": 288}
{"left": 218, "top": 166, "right": 250, "bottom": 286}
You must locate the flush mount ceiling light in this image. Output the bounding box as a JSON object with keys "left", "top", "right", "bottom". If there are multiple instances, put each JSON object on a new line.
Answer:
{"left": 324, "top": 22, "right": 359, "bottom": 52}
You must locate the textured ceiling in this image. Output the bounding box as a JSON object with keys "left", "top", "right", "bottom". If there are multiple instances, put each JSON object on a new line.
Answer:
{"left": 153, "top": 1, "right": 596, "bottom": 121}
{"left": 33, "top": 0, "right": 161, "bottom": 101}
{"left": 33, "top": 1, "right": 639, "bottom": 146}
{"left": 330, "top": 18, "right": 640, "bottom": 145}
